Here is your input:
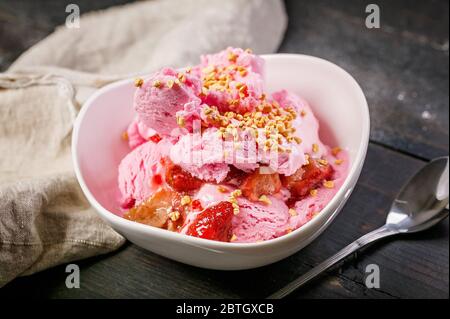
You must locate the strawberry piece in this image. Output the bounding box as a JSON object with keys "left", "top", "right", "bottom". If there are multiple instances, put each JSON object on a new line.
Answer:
{"left": 186, "top": 201, "right": 234, "bottom": 242}
{"left": 151, "top": 174, "right": 163, "bottom": 186}
{"left": 124, "top": 188, "right": 185, "bottom": 230}
{"left": 240, "top": 169, "right": 282, "bottom": 201}
{"left": 191, "top": 199, "right": 203, "bottom": 211}
{"left": 120, "top": 197, "right": 136, "bottom": 210}
{"left": 149, "top": 134, "right": 162, "bottom": 143}
{"left": 281, "top": 159, "right": 334, "bottom": 199}
{"left": 165, "top": 161, "right": 203, "bottom": 192}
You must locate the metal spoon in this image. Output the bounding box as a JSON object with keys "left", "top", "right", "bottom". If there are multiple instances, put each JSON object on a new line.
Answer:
{"left": 268, "top": 156, "right": 449, "bottom": 299}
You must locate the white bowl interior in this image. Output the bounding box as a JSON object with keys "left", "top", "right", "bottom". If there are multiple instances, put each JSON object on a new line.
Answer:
{"left": 75, "top": 81, "right": 135, "bottom": 215}
{"left": 75, "top": 54, "right": 368, "bottom": 223}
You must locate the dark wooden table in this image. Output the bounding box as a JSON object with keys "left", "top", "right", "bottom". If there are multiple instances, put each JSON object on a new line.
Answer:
{"left": 1, "top": 0, "right": 448, "bottom": 299}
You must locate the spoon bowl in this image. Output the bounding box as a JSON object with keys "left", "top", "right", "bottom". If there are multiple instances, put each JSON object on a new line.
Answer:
{"left": 387, "top": 156, "right": 449, "bottom": 233}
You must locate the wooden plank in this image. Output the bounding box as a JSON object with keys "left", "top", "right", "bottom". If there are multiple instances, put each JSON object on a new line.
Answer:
{"left": 1, "top": 143, "right": 447, "bottom": 298}
{"left": 314, "top": 0, "right": 449, "bottom": 44}
{"left": 281, "top": 0, "right": 449, "bottom": 159}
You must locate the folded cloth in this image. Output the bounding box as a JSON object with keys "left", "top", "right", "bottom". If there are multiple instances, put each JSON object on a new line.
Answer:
{"left": 9, "top": 0, "right": 287, "bottom": 75}
{"left": 0, "top": 72, "right": 127, "bottom": 287}
{"left": 0, "top": 0, "right": 287, "bottom": 287}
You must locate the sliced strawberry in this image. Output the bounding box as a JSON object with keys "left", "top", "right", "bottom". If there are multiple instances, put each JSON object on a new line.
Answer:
{"left": 165, "top": 161, "right": 203, "bottom": 192}
{"left": 191, "top": 199, "right": 203, "bottom": 211}
{"left": 151, "top": 174, "right": 163, "bottom": 186}
{"left": 281, "top": 158, "right": 334, "bottom": 199}
{"left": 150, "top": 134, "right": 162, "bottom": 143}
{"left": 124, "top": 188, "right": 185, "bottom": 230}
{"left": 186, "top": 201, "right": 234, "bottom": 242}
{"left": 120, "top": 197, "right": 135, "bottom": 210}
{"left": 240, "top": 169, "right": 282, "bottom": 201}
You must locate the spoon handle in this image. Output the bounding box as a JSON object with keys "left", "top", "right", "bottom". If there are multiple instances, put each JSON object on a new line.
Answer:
{"left": 267, "top": 225, "right": 398, "bottom": 299}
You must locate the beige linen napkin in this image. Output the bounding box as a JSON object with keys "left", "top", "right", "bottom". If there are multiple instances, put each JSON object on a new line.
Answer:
{"left": 0, "top": 0, "right": 287, "bottom": 287}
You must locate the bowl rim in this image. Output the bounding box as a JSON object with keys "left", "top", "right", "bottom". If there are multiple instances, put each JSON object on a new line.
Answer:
{"left": 72, "top": 53, "right": 370, "bottom": 251}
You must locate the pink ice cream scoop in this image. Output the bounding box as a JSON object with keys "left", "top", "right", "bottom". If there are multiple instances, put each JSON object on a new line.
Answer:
{"left": 232, "top": 196, "right": 290, "bottom": 243}
{"left": 200, "top": 47, "right": 266, "bottom": 114}
{"left": 134, "top": 67, "right": 201, "bottom": 136}
{"left": 126, "top": 117, "right": 157, "bottom": 150}
{"left": 118, "top": 47, "right": 351, "bottom": 244}
{"left": 200, "top": 47, "right": 265, "bottom": 76}
{"left": 169, "top": 128, "right": 230, "bottom": 183}
{"left": 272, "top": 90, "right": 327, "bottom": 158}
{"left": 118, "top": 139, "right": 172, "bottom": 208}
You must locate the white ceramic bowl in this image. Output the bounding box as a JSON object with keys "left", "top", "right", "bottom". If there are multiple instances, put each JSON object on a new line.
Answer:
{"left": 72, "top": 54, "right": 370, "bottom": 270}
